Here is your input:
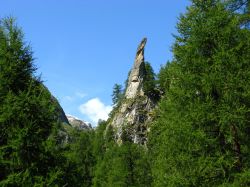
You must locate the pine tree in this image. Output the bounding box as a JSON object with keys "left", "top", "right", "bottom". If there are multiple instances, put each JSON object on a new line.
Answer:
{"left": 142, "top": 62, "right": 157, "bottom": 98}
{"left": 0, "top": 17, "right": 62, "bottom": 185}
{"left": 112, "top": 83, "right": 123, "bottom": 106}
{"left": 149, "top": 0, "right": 250, "bottom": 186}
{"left": 61, "top": 129, "right": 95, "bottom": 187}
{"left": 93, "top": 123, "right": 152, "bottom": 187}
{"left": 157, "top": 61, "right": 178, "bottom": 94}
{"left": 0, "top": 17, "right": 35, "bottom": 97}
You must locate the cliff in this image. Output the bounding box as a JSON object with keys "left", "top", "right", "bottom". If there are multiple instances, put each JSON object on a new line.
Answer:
{"left": 109, "top": 38, "right": 155, "bottom": 145}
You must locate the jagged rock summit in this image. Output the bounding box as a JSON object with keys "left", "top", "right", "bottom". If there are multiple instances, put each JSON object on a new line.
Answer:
{"left": 125, "top": 38, "right": 147, "bottom": 99}
{"left": 110, "top": 38, "right": 155, "bottom": 145}
{"left": 66, "top": 115, "right": 92, "bottom": 130}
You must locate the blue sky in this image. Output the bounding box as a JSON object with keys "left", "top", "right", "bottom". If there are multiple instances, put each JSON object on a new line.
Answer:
{"left": 1, "top": 0, "right": 189, "bottom": 125}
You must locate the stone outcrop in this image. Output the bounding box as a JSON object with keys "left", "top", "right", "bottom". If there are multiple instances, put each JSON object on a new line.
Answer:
{"left": 125, "top": 38, "right": 147, "bottom": 99}
{"left": 67, "top": 115, "right": 92, "bottom": 130}
{"left": 110, "top": 38, "right": 155, "bottom": 145}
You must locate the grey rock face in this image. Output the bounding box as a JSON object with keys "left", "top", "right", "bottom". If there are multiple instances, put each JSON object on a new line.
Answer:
{"left": 66, "top": 115, "right": 92, "bottom": 130}
{"left": 110, "top": 38, "right": 155, "bottom": 145}
{"left": 125, "top": 38, "right": 147, "bottom": 99}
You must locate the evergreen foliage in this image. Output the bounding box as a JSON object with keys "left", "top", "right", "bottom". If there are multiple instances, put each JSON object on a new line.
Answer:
{"left": 1, "top": 0, "right": 250, "bottom": 185}
{"left": 149, "top": 0, "right": 250, "bottom": 186}
{"left": 157, "top": 61, "right": 177, "bottom": 94}
{"left": 142, "top": 62, "right": 156, "bottom": 97}
{"left": 93, "top": 124, "right": 151, "bottom": 187}
{"left": 62, "top": 129, "right": 95, "bottom": 187}
{"left": 142, "top": 62, "right": 161, "bottom": 101}
{"left": 112, "top": 83, "right": 123, "bottom": 106}
{"left": 0, "top": 17, "right": 35, "bottom": 97}
{"left": 0, "top": 17, "right": 61, "bottom": 185}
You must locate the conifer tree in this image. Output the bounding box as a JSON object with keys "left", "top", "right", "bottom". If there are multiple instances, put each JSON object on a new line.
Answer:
{"left": 157, "top": 61, "right": 177, "bottom": 94}
{"left": 143, "top": 62, "right": 156, "bottom": 97}
{"left": 62, "top": 129, "right": 95, "bottom": 187}
{"left": 0, "top": 17, "right": 62, "bottom": 186}
{"left": 112, "top": 83, "right": 123, "bottom": 106}
{"left": 149, "top": 0, "right": 250, "bottom": 186}
{"left": 93, "top": 123, "right": 152, "bottom": 187}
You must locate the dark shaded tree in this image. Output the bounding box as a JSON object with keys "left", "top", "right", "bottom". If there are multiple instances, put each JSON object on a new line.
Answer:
{"left": 143, "top": 62, "right": 160, "bottom": 100}
{"left": 93, "top": 123, "right": 152, "bottom": 187}
{"left": 0, "top": 17, "right": 62, "bottom": 186}
{"left": 61, "top": 129, "right": 95, "bottom": 187}
{"left": 112, "top": 83, "right": 123, "bottom": 106}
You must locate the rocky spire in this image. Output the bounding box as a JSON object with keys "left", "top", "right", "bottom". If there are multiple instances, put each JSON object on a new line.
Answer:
{"left": 110, "top": 38, "right": 155, "bottom": 145}
{"left": 125, "top": 38, "right": 147, "bottom": 98}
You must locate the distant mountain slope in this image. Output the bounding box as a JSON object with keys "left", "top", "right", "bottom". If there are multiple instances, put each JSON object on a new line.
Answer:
{"left": 66, "top": 115, "right": 92, "bottom": 130}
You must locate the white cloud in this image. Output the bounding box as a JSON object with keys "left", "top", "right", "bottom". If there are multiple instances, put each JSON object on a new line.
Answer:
{"left": 79, "top": 98, "right": 112, "bottom": 124}
{"left": 75, "top": 92, "right": 87, "bottom": 98}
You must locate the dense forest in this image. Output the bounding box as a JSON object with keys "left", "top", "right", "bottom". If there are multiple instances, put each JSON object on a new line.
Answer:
{"left": 0, "top": 0, "right": 250, "bottom": 186}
